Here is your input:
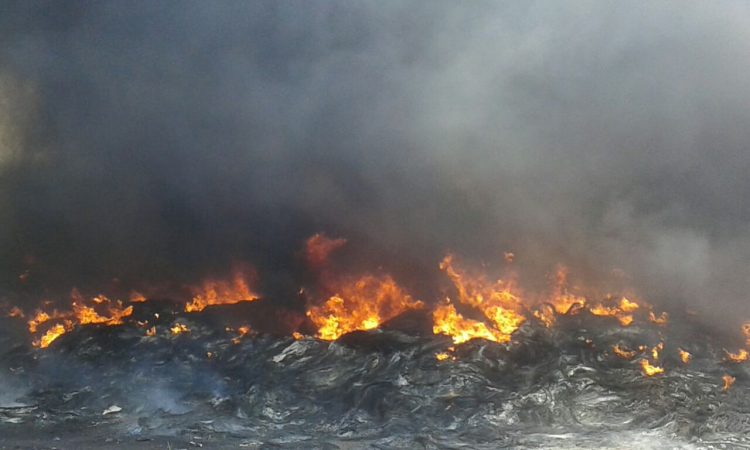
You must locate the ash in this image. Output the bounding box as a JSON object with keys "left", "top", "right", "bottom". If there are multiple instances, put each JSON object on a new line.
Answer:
{"left": 1, "top": 303, "right": 748, "bottom": 450}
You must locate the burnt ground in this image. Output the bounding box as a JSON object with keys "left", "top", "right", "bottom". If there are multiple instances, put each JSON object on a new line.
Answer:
{"left": 2, "top": 302, "right": 750, "bottom": 449}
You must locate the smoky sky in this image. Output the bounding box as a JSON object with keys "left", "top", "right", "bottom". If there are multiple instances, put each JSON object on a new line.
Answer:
{"left": 2, "top": 1, "right": 750, "bottom": 321}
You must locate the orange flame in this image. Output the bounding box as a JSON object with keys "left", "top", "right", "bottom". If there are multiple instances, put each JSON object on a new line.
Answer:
{"left": 71, "top": 293, "right": 133, "bottom": 326}
{"left": 724, "top": 349, "right": 749, "bottom": 363}
{"left": 231, "top": 325, "right": 253, "bottom": 344}
{"left": 306, "top": 274, "right": 423, "bottom": 340}
{"left": 26, "top": 290, "right": 134, "bottom": 348}
{"left": 722, "top": 374, "right": 736, "bottom": 391}
{"left": 432, "top": 302, "right": 510, "bottom": 344}
{"left": 679, "top": 348, "right": 691, "bottom": 364}
{"left": 651, "top": 342, "right": 664, "bottom": 361}
{"left": 588, "top": 297, "right": 639, "bottom": 326}
{"left": 435, "top": 352, "right": 452, "bottom": 361}
{"left": 548, "top": 267, "right": 587, "bottom": 315}
{"left": 648, "top": 311, "right": 669, "bottom": 325}
{"left": 435, "top": 255, "right": 525, "bottom": 343}
{"left": 170, "top": 323, "right": 189, "bottom": 335}
{"left": 33, "top": 323, "right": 70, "bottom": 349}
{"left": 533, "top": 304, "right": 556, "bottom": 328}
{"left": 640, "top": 359, "right": 664, "bottom": 376}
{"left": 185, "top": 268, "right": 258, "bottom": 312}
{"left": 612, "top": 344, "right": 637, "bottom": 360}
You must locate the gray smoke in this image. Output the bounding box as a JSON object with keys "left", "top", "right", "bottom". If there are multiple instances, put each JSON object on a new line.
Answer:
{"left": 2, "top": 1, "right": 750, "bottom": 323}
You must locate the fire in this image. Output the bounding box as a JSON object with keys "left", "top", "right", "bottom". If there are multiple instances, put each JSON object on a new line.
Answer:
{"left": 612, "top": 344, "right": 637, "bottom": 360}
{"left": 679, "top": 348, "right": 691, "bottom": 364}
{"left": 231, "top": 325, "right": 252, "bottom": 344}
{"left": 548, "top": 267, "right": 586, "bottom": 315}
{"left": 722, "top": 374, "right": 736, "bottom": 391}
{"left": 25, "top": 290, "right": 134, "bottom": 348}
{"left": 306, "top": 274, "right": 423, "bottom": 340}
{"left": 433, "top": 302, "right": 510, "bottom": 344}
{"left": 588, "top": 297, "right": 639, "bottom": 326}
{"left": 146, "top": 326, "right": 156, "bottom": 337}
{"left": 640, "top": 359, "right": 664, "bottom": 376}
{"left": 648, "top": 311, "right": 668, "bottom": 325}
{"left": 533, "top": 304, "right": 556, "bottom": 328}
{"left": 71, "top": 293, "right": 133, "bottom": 326}
{"left": 724, "top": 349, "right": 749, "bottom": 363}
{"left": 435, "top": 352, "right": 451, "bottom": 361}
{"left": 33, "top": 323, "right": 70, "bottom": 349}
{"left": 436, "top": 255, "right": 525, "bottom": 343}
{"left": 292, "top": 331, "right": 304, "bottom": 340}
{"left": 651, "top": 342, "right": 664, "bottom": 361}
{"left": 185, "top": 268, "right": 258, "bottom": 312}
{"left": 170, "top": 323, "right": 190, "bottom": 335}
{"left": 28, "top": 310, "right": 53, "bottom": 333}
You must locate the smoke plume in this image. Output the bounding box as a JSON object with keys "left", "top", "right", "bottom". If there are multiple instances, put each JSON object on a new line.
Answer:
{"left": 2, "top": 1, "right": 750, "bottom": 324}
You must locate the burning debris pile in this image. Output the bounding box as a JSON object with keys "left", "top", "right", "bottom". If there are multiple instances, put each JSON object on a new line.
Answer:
{"left": 1, "top": 235, "right": 750, "bottom": 448}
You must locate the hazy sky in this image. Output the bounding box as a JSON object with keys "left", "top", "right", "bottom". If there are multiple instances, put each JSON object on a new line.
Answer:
{"left": 2, "top": 1, "right": 750, "bottom": 322}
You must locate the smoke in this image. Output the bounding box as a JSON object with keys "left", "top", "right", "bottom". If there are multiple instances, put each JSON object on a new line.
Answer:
{"left": 2, "top": 1, "right": 750, "bottom": 322}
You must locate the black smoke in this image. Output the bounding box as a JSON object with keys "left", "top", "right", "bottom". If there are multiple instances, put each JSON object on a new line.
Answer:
{"left": 2, "top": 1, "right": 750, "bottom": 323}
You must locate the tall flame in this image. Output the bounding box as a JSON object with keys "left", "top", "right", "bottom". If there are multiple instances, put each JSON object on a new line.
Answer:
{"left": 433, "top": 255, "right": 525, "bottom": 343}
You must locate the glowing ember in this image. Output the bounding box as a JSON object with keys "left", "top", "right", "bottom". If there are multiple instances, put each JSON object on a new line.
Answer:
{"left": 724, "top": 349, "right": 749, "bottom": 363}
{"left": 612, "top": 344, "right": 637, "bottom": 360}
{"left": 292, "top": 331, "right": 304, "bottom": 340}
{"left": 170, "top": 323, "right": 190, "bottom": 335}
{"left": 722, "top": 374, "right": 736, "bottom": 391}
{"left": 640, "top": 359, "right": 664, "bottom": 376}
{"left": 307, "top": 274, "right": 423, "bottom": 340}
{"left": 186, "top": 268, "right": 258, "bottom": 312}
{"left": 679, "top": 348, "right": 692, "bottom": 364}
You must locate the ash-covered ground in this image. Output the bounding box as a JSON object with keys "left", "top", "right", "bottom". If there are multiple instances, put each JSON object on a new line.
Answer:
{"left": 1, "top": 300, "right": 748, "bottom": 450}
